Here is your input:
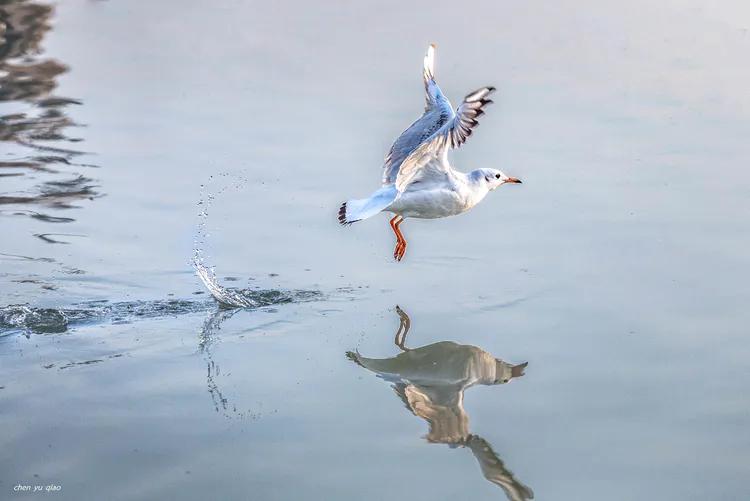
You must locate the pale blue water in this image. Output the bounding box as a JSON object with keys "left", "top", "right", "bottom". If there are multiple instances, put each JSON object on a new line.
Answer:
{"left": 2, "top": 1, "right": 750, "bottom": 500}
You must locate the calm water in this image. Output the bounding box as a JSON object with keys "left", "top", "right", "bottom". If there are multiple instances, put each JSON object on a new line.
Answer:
{"left": 2, "top": 1, "right": 750, "bottom": 499}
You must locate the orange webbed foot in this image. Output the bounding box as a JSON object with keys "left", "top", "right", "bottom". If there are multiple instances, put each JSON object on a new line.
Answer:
{"left": 394, "top": 240, "right": 407, "bottom": 261}
{"left": 389, "top": 215, "right": 407, "bottom": 262}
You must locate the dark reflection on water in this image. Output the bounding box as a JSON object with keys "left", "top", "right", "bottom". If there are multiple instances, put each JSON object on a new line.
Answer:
{"left": 0, "top": 0, "right": 100, "bottom": 221}
{"left": 348, "top": 306, "right": 533, "bottom": 501}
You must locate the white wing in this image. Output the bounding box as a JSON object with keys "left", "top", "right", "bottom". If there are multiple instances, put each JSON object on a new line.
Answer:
{"left": 393, "top": 138, "right": 449, "bottom": 192}
{"left": 382, "top": 44, "right": 455, "bottom": 185}
{"left": 394, "top": 86, "right": 497, "bottom": 192}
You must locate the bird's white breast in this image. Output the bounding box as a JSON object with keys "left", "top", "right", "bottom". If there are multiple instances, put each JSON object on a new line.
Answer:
{"left": 386, "top": 173, "right": 487, "bottom": 219}
{"left": 388, "top": 188, "right": 465, "bottom": 218}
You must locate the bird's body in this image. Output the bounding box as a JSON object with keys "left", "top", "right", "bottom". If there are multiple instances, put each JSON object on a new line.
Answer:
{"left": 387, "top": 169, "right": 491, "bottom": 219}
{"left": 338, "top": 44, "right": 521, "bottom": 261}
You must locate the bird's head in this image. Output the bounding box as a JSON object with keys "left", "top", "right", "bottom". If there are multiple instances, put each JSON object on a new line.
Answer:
{"left": 493, "top": 361, "right": 528, "bottom": 385}
{"left": 475, "top": 168, "right": 522, "bottom": 191}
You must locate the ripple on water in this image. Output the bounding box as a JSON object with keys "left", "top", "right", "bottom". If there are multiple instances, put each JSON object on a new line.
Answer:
{"left": 0, "top": 288, "right": 321, "bottom": 336}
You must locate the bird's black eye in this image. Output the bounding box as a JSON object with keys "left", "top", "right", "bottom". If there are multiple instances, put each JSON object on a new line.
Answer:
{"left": 495, "top": 173, "right": 502, "bottom": 179}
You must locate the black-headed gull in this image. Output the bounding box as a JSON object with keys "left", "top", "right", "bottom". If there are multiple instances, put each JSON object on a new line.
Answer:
{"left": 338, "top": 44, "right": 521, "bottom": 261}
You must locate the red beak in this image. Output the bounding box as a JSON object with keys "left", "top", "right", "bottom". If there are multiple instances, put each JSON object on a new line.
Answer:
{"left": 506, "top": 177, "right": 522, "bottom": 184}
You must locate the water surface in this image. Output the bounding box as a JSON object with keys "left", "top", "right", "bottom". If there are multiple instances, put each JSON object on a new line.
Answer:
{"left": 2, "top": 1, "right": 750, "bottom": 499}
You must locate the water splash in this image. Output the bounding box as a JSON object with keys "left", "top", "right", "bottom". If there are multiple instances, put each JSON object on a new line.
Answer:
{"left": 2, "top": 170, "right": 322, "bottom": 335}
{"left": 0, "top": 300, "right": 213, "bottom": 336}
{"left": 0, "top": 305, "right": 69, "bottom": 334}
{"left": 192, "top": 251, "right": 256, "bottom": 308}
{"left": 191, "top": 172, "right": 320, "bottom": 309}
{"left": 192, "top": 253, "right": 320, "bottom": 309}
{"left": 0, "top": 286, "right": 321, "bottom": 337}
{"left": 1, "top": 169, "right": 322, "bottom": 335}
{"left": 193, "top": 173, "right": 239, "bottom": 306}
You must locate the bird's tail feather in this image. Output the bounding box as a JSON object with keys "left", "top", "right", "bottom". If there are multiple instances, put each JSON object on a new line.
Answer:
{"left": 338, "top": 186, "right": 397, "bottom": 225}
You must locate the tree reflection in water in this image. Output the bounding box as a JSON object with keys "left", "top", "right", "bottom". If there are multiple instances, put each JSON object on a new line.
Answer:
{"left": 0, "top": 0, "right": 100, "bottom": 221}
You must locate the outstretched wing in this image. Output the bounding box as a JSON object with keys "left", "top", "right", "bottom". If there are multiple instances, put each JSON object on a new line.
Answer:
{"left": 393, "top": 86, "right": 497, "bottom": 192}
{"left": 441, "top": 86, "right": 496, "bottom": 149}
{"left": 393, "top": 138, "right": 448, "bottom": 192}
{"left": 381, "top": 44, "right": 455, "bottom": 185}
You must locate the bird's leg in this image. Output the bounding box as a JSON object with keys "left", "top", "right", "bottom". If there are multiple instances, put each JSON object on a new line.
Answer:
{"left": 394, "top": 217, "right": 407, "bottom": 261}
{"left": 389, "top": 215, "right": 405, "bottom": 261}
{"left": 389, "top": 215, "right": 400, "bottom": 260}
{"left": 394, "top": 305, "right": 411, "bottom": 351}
{"left": 394, "top": 315, "right": 405, "bottom": 349}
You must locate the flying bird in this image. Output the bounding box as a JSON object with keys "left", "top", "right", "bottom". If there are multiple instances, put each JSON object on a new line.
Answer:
{"left": 338, "top": 44, "right": 521, "bottom": 261}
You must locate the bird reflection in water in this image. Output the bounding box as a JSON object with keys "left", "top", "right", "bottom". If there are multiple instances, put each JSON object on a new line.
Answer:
{"left": 347, "top": 306, "right": 533, "bottom": 501}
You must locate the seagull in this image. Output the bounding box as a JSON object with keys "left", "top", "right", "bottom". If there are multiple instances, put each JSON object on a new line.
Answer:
{"left": 338, "top": 44, "right": 521, "bottom": 261}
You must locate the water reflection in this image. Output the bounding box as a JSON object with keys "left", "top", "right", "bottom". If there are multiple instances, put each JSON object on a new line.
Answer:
{"left": 198, "top": 308, "right": 246, "bottom": 418}
{"left": 195, "top": 283, "right": 322, "bottom": 418}
{"left": 348, "top": 306, "right": 533, "bottom": 501}
{"left": 0, "top": 0, "right": 100, "bottom": 220}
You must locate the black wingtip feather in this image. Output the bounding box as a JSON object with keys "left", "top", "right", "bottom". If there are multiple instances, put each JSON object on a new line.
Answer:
{"left": 338, "top": 202, "right": 360, "bottom": 226}
{"left": 338, "top": 202, "right": 348, "bottom": 225}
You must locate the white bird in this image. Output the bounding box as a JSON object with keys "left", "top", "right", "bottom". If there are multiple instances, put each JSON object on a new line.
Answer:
{"left": 338, "top": 44, "right": 521, "bottom": 261}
